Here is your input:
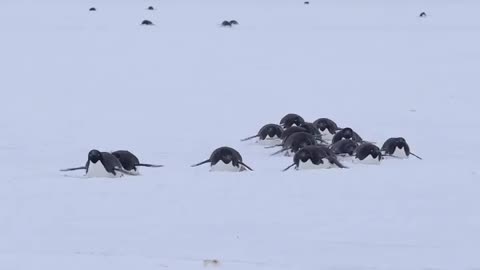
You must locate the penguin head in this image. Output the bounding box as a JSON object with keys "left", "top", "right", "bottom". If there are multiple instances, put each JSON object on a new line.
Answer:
{"left": 88, "top": 150, "right": 102, "bottom": 163}
{"left": 342, "top": 128, "right": 354, "bottom": 139}
{"left": 294, "top": 148, "right": 312, "bottom": 164}
{"left": 368, "top": 146, "right": 382, "bottom": 159}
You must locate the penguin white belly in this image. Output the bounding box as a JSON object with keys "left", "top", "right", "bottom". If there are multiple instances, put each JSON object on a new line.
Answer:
{"left": 392, "top": 147, "right": 409, "bottom": 158}
{"left": 354, "top": 156, "right": 381, "bottom": 165}
{"left": 319, "top": 130, "right": 334, "bottom": 141}
{"left": 257, "top": 136, "right": 282, "bottom": 146}
{"left": 86, "top": 162, "right": 122, "bottom": 178}
{"left": 210, "top": 161, "right": 242, "bottom": 172}
{"left": 297, "top": 159, "right": 332, "bottom": 170}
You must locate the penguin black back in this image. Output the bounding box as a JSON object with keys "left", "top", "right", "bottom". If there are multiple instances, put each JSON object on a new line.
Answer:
{"left": 141, "top": 20, "right": 154, "bottom": 25}
{"left": 354, "top": 143, "right": 382, "bottom": 161}
{"left": 329, "top": 139, "right": 358, "bottom": 156}
{"left": 332, "top": 127, "right": 363, "bottom": 144}
{"left": 280, "top": 113, "right": 305, "bottom": 128}
{"left": 241, "top": 123, "right": 283, "bottom": 141}
{"left": 191, "top": 146, "right": 253, "bottom": 171}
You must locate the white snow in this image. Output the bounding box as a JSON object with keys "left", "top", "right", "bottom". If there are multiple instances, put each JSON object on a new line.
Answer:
{"left": 1, "top": 0, "right": 480, "bottom": 269}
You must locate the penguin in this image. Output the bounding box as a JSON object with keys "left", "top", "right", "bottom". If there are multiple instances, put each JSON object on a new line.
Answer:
{"left": 299, "top": 122, "right": 326, "bottom": 143}
{"left": 60, "top": 149, "right": 134, "bottom": 178}
{"left": 147, "top": 6, "right": 155, "bottom": 10}
{"left": 271, "top": 132, "right": 317, "bottom": 156}
{"left": 419, "top": 12, "right": 427, "bottom": 17}
{"left": 191, "top": 146, "right": 253, "bottom": 172}
{"left": 280, "top": 126, "right": 308, "bottom": 141}
{"left": 381, "top": 137, "right": 422, "bottom": 159}
{"left": 230, "top": 20, "right": 239, "bottom": 25}
{"left": 329, "top": 139, "right": 358, "bottom": 157}
{"left": 313, "top": 118, "right": 339, "bottom": 141}
{"left": 141, "top": 20, "right": 154, "bottom": 26}
{"left": 111, "top": 150, "right": 163, "bottom": 175}
{"left": 331, "top": 127, "right": 363, "bottom": 144}
{"left": 282, "top": 145, "right": 347, "bottom": 171}
{"left": 221, "top": 20, "right": 232, "bottom": 27}
{"left": 241, "top": 124, "right": 283, "bottom": 143}
{"left": 279, "top": 113, "right": 305, "bottom": 128}
{"left": 89, "top": 7, "right": 96, "bottom": 11}
{"left": 353, "top": 143, "right": 382, "bottom": 164}
{"left": 304, "top": 1, "right": 310, "bottom": 4}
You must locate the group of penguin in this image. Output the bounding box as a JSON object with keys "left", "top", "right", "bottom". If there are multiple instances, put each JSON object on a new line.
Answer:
{"left": 60, "top": 113, "right": 422, "bottom": 178}
{"left": 236, "top": 113, "right": 422, "bottom": 172}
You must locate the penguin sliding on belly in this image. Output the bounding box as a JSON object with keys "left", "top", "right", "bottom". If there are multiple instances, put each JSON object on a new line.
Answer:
{"left": 60, "top": 149, "right": 135, "bottom": 178}
{"left": 280, "top": 113, "right": 305, "bottom": 129}
{"left": 282, "top": 145, "right": 347, "bottom": 171}
{"left": 241, "top": 124, "right": 283, "bottom": 144}
{"left": 381, "top": 137, "right": 422, "bottom": 160}
{"left": 270, "top": 132, "right": 317, "bottom": 156}
{"left": 331, "top": 127, "right": 364, "bottom": 144}
{"left": 313, "top": 118, "right": 340, "bottom": 141}
{"left": 191, "top": 146, "right": 253, "bottom": 172}
{"left": 111, "top": 150, "right": 163, "bottom": 175}
{"left": 353, "top": 143, "right": 382, "bottom": 164}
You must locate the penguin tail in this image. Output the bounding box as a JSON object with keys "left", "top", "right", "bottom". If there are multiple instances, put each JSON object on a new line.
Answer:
{"left": 191, "top": 159, "right": 210, "bottom": 167}
{"left": 60, "top": 166, "right": 86, "bottom": 172}
{"left": 240, "top": 135, "right": 259, "bottom": 141}
{"left": 282, "top": 163, "right": 296, "bottom": 172}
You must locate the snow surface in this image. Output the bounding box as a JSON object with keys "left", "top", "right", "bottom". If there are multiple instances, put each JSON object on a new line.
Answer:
{"left": 1, "top": 0, "right": 480, "bottom": 269}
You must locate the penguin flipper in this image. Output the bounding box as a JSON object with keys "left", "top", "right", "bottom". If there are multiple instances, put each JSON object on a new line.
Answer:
{"left": 330, "top": 158, "right": 348, "bottom": 169}
{"left": 264, "top": 144, "right": 282, "bottom": 149}
{"left": 282, "top": 163, "right": 296, "bottom": 172}
{"left": 60, "top": 166, "right": 86, "bottom": 172}
{"left": 136, "top": 163, "right": 164, "bottom": 168}
{"left": 271, "top": 148, "right": 288, "bottom": 156}
{"left": 239, "top": 161, "right": 254, "bottom": 171}
{"left": 240, "top": 135, "right": 259, "bottom": 141}
{"left": 191, "top": 159, "right": 210, "bottom": 167}
{"left": 410, "top": 152, "right": 423, "bottom": 160}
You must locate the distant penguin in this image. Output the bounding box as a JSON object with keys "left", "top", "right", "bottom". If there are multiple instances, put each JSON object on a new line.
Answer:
{"left": 381, "top": 137, "right": 422, "bottom": 159}
{"left": 280, "top": 113, "right": 305, "bottom": 128}
{"left": 313, "top": 118, "right": 339, "bottom": 141}
{"left": 221, "top": 20, "right": 232, "bottom": 27}
{"left": 304, "top": 1, "right": 310, "bottom": 4}
{"left": 111, "top": 150, "right": 163, "bottom": 175}
{"left": 89, "top": 7, "right": 96, "bottom": 11}
{"left": 147, "top": 6, "right": 155, "bottom": 10}
{"left": 230, "top": 20, "right": 239, "bottom": 25}
{"left": 331, "top": 127, "right": 363, "bottom": 144}
{"left": 271, "top": 132, "right": 317, "bottom": 156}
{"left": 60, "top": 149, "right": 133, "bottom": 178}
{"left": 329, "top": 139, "right": 358, "bottom": 156}
{"left": 354, "top": 143, "right": 382, "bottom": 164}
{"left": 191, "top": 146, "right": 253, "bottom": 172}
{"left": 419, "top": 12, "right": 427, "bottom": 17}
{"left": 241, "top": 123, "right": 283, "bottom": 143}
{"left": 282, "top": 145, "right": 346, "bottom": 171}
{"left": 141, "top": 20, "right": 154, "bottom": 25}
